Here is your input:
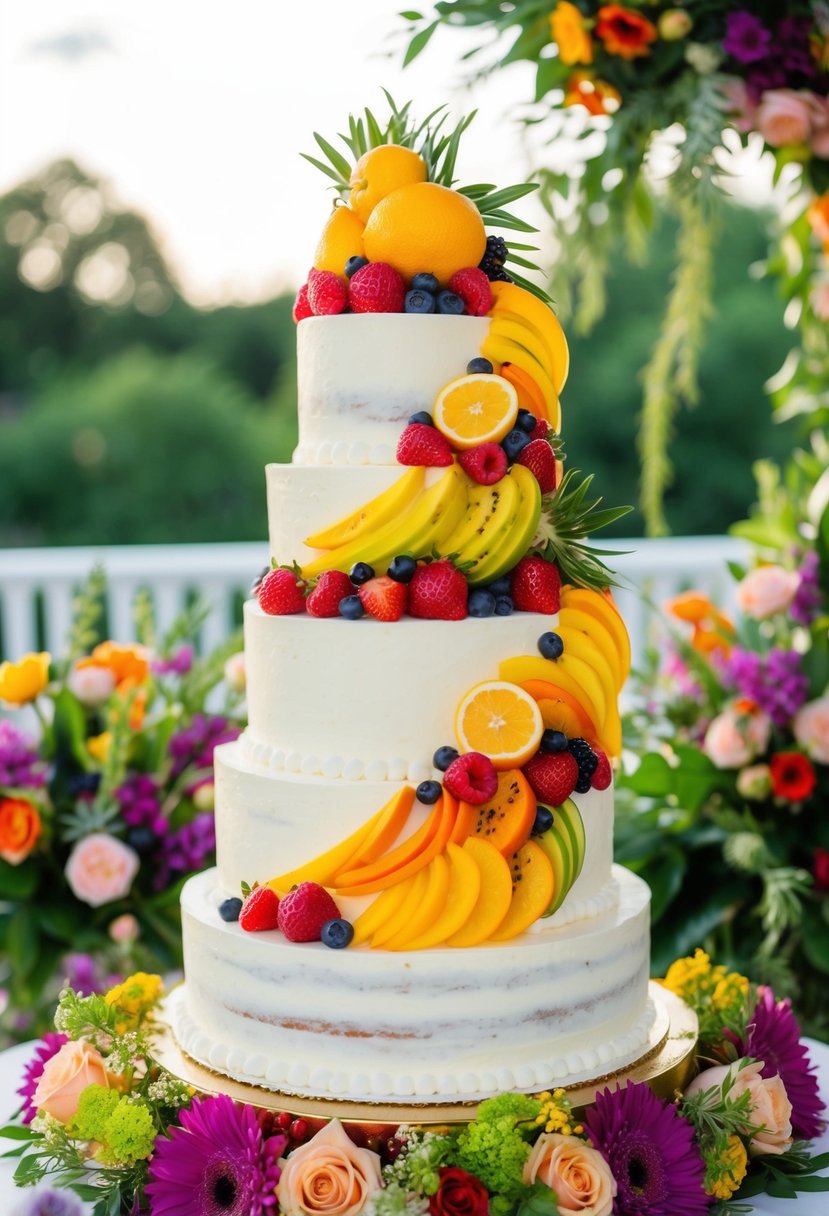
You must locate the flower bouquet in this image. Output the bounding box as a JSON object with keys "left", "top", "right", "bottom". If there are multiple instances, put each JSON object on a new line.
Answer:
{"left": 0, "top": 571, "right": 245, "bottom": 1043}
{"left": 2, "top": 954, "right": 826, "bottom": 1215}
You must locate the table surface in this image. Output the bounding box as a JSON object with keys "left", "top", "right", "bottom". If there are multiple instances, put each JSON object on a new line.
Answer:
{"left": 1, "top": 1038, "right": 828, "bottom": 1214}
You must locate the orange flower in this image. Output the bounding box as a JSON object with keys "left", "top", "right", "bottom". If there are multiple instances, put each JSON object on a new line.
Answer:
{"left": 808, "top": 192, "right": 829, "bottom": 245}
{"left": 76, "top": 641, "right": 150, "bottom": 691}
{"left": 564, "top": 72, "right": 621, "bottom": 116}
{"left": 551, "top": 2, "right": 593, "bottom": 66}
{"left": 0, "top": 652, "right": 51, "bottom": 705}
{"left": 666, "top": 590, "right": 735, "bottom": 656}
{"left": 0, "top": 797, "right": 42, "bottom": 865}
{"left": 595, "top": 4, "right": 657, "bottom": 59}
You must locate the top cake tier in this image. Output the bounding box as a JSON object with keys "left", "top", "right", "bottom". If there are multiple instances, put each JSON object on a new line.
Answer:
{"left": 294, "top": 314, "right": 490, "bottom": 466}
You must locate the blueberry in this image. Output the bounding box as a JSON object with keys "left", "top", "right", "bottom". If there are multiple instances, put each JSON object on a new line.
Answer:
{"left": 219, "top": 897, "right": 243, "bottom": 922}
{"left": 468, "top": 589, "right": 496, "bottom": 618}
{"left": 486, "top": 575, "right": 512, "bottom": 597}
{"left": 516, "top": 409, "right": 538, "bottom": 434}
{"left": 388, "top": 555, "right": 417, "bottom": 583}
{"left": 494, "top": 595, "right": 514, "bottom": 616}
{"left": 433, "top": 745, "right": 459, "bottom": 771}
{"left": 345, "top": 256, "right": 369, "bottom": 277}
{"left": 502, "top": 428, "right": 531, "bottom": 462}
{"left": 408, "top": 410, "right": 434, "bottom": 427}
{"left": 251, "top": 565, "right": 271, "bottom": 595}
{"left": 411, "top": 272, "right": 439, "bottom": 293}
{"left": 321, "top": 918, "right": 355, "bottom": 949}
{"left": 467, "top": 357, "right": 494, "bottom": 375}
{"left": 416, "top": 780, "right": 443, "bottom": 805}
{"left": 349, "top": 562, "right": 375, "bottom": 585}
{"left": 126, "top": 826, "right": 156, "bottom": 854}
{"left": 532, "top": 805, "right": 555, "bottom": 836}
{"left": 437, "top": 290, "right": 464, "bottom": 315}
{"left": 405, "top": 289, "right": 436, "bottom": 314}
{"left": 538, "top": 631, "right": 564, "bottom": 660}
{"left": 339, "top": 595, "right": 365, "bottom": 620}
{"left": 541, "top": 729, "right": 568, "bottom": 754}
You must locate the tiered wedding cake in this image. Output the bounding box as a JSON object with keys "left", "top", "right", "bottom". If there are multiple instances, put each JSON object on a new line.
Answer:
{"left": 169, "top": 108, "right": 658, "bottom": 1106}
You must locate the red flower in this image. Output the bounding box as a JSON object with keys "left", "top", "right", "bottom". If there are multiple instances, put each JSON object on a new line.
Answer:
{"left": 814, "top": 847, "right": 829, "bottom": 893}
{"left": 595, "top": 5, "right": 658, "bottom": 60}
{"left": 770, "top": 751, "right": 817, "bottom": 802}
{"left": 429, "top": 1168, "right": 489, "bottom": 1216}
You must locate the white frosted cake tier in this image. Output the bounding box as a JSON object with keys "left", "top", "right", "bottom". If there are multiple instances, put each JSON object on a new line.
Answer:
{"left": 295, "top": 314, "right": 490, "bottom": 465}
{"left": 213, "top": 737, "right": 614, "bottom": 909}
{"left": 174, "top": 865, "right": 653, "bottom": 1103}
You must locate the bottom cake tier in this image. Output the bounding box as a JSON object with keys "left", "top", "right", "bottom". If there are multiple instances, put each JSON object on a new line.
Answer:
{"left": 173, "top": 864, "right": 655, "bottom": 1105}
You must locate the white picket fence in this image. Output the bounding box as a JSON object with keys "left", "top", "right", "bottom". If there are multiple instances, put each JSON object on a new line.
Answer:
{"left": 0, "top": 537, "right": 749, "bottom": 670}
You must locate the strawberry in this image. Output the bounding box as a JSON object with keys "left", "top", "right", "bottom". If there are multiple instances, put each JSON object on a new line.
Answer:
{"left": 443, "top": 752, "right": 499, "bottom": 805}
{"left": 292, "top": 283, "right": 313, "bottom": 323}
{"left": 448, "top": 267, "right": 493, "bottom": 317}
{"left": 591, "top": 747, "right": 613, "bottom": 791}
{"left": 349, "top": 262, "right": 406, "bottom": 313}
{"left": 458, "top": 443, "right": 508, "bottom": 485}
{"left": 530, "top": 417, "right": 550, "bottom": 442}
{"left": 511, "top": 556, "right": 561, "bottom": 614}
{"left": 257, "top": 568, "right": 307, "bottom": 615}
{"left": 239, "top": 885, "right": 280, "bottom": 932}
{"left": 407, "top": 559, "right": 468, "bottom": 620}
{"left": 396, "top": 422, "right": 454, "bottom": 467}
{"left": 307, "top": 269, "right": 348, "bottom": 316}
{"left": 523, "top": 750, "right": 579, "bottom": 805}
{"left": 358, "top": 575, "right": 408, "bottom": 621}
{"left": 306, "top": 570, "right": 354, "bottom": 618}
{"left": 517, "top": 439, "right": 557, "bottom": 493}
{"left": 278, "top": 882, "right": 340, "bottom": 943}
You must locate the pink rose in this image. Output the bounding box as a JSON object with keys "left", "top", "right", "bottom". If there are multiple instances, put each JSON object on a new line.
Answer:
{"left": 224, "top": 651, "right": 246, "bottom": 691}
{"left": 524, "top": 1133, "right": 616, "bottom": 1216}
{"left": 67, "top": 663, "right": 116, "bottom": 706}
{"left": 703, "top": 706, "right": 771, "bottom": 769}
{"left": 756, "top": 90, "right": 813, "bottom": 148}
{"left": 32, "top": 1039, "right": 113, "bottom": 1124}
{"left": 724, "top": 78, "right": 757, "bottom": 132}
{"left": 109, "top": 913, "right": 140, "bottom": 944}
{"left": 686, "top": 1060, "right": 792, "bottom": 1156}
{"left": 793, "top": 695, "right": 829, "bottom": 764}
{"left": 735, "top": 565, "right": 799, "bottom": 619}
{"left": 736, "top": 763, "right": 772, "bottom": 800}
{"left": 806, "top": 94, "right": 829, "bottom": 158}
{"left": 278, "top": 1119, "right": 383, "bottom": 1216}
{"left": 65, "top": 833, "right": 140, "bottom": 908}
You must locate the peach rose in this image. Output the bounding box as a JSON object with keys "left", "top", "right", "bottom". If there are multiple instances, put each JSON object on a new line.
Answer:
{"left": 224, "top": 651, "right": 246, "bottom": 692}
{"left": 0, "top": 797, "right": 42, "bottom": 865}
{"left": 64, "top": 833, "right": 140, "bottom": 908}
{"left": 685, "top": 1060, "right": 793, "bottom": 1156}
{"left": 32, "top": 1039, "right": 113, "bottom": 1124}
{"left": 806, "top": 94, "right": 829, "bottom": 158}
{"left": 703, "top": 706, "right": 771, "bottom": 769}
{"left": 736, "top": 565, "right": 799, "bottom": 619}
{"left": 278, "top": 1118, "right": 382, "bottom": 1216}
{"left": 756, "top": 90, "right": 813, "bottom": 148}
{"left": 793, "top": 695, "right": 829, "bottom": 764}
{"left": 524, "top": 1133, "right": 616, "bottom": 1216}
{"left": 68, "top": 663, "right": 116, "bottom": 706}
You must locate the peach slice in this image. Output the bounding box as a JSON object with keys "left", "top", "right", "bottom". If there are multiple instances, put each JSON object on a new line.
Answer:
{"left": 370, "top": 869, "right": 429, "bottom": 948}
{"left": 336, "top": 794, "right": 457, "bottom": 896}
{"left": 500, "top": 656, "right": 604, "bottom": 737}
{"left": 519, "top": 679, "right": 600, "bottom": 744}
{"left": 334, "top": 799, "right": 442, "bottom": 888}
{"left": 446, "top": 838, "right": 513, "bottom": 947}
{"left": 404, "top": 843, "right": 482, "bottom": 950}
{"left": 351, "top": 881, "right": 411, "bottom": 947}
{"left": 383, "top": 853, "right": 451, "bottom": 951}
{"left": 449, "top": 795, "right": 476, "bottom": 845}
{"left": 348, "top": 787, "right": 416, "bottom": 866}
{"left": 488, "top": 839, "right": 555, "bottom": 942}
{"left": 466, "top": 768, "right": 537, "bottom": 858}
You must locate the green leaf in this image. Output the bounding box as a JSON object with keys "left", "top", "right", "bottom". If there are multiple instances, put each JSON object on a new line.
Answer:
{"left": 400, "top": 10, "right": 423, "bottom": 20}
{"left": 801, "top": 905, "right": 829, "bottom": 975}
{"left": 6, "top": 907, "right": 40, "bottom": 978}
{"left": 0, "top": 857, "right": 38, "bottom": 899}
{"left": 640, "top": 846, "right": 686, "bottom": 920}
{"left": 0, "top": 1125, "right": 36, "bottom": 1141}
{"left": 623, "top": 752, "right": 675, "bottom": 797}
{"left": 312, "top": 132, "right": 353, "bottom": 180}
{"left": 403, "top": 19, "right": 438, "bottom": 66}
{"left": 299, "top": 153, "right": 345, "bottom": 187}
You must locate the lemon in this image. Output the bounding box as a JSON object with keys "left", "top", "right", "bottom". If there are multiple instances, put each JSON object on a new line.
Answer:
{"left": 349, "top": 145, "right": 427, "bottom": 223}
{"left": 433, "top": 373, "right": 518, "bottom": 449}
{"left": 313, "top": 205, "right": 365, "bottom": 276}
{"left": 363, "top": 182, "right": 487, "bottom": 285}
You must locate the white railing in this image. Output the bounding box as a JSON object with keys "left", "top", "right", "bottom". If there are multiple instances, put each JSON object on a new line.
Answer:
{"left": 0, "top": 537, "right": 749, "bottom": 669}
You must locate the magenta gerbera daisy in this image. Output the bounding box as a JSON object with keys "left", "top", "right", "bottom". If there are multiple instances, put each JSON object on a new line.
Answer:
{"left": 739, "top": 986, "right": 825, "bottom": 1140}
{"left": 583, "top": 1081, "right": 708, "bottom": 1216}
{"left": 17, "top": 1033, "right": 68, "bottom": 1125}
{"left": 145, "top": 1093, "right": 285, "bottom": 1216}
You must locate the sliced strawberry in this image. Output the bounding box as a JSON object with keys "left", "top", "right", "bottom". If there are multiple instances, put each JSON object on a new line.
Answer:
{"left": 517, "top": 439, "right": 557, "bottom": 493}
{"left": 278, "top": 882, "right": 340, "bottom": 943}
{"left": 349, "top": 262, "right": 406, "bottom": 313}
{"left": 239, "top": 885, "right": 280, "bottom": 932}
{"left": 258, "top": 568, "right": 307, "bottom": 615}
{"left": 458, "top": 443, "right": 508, "bottom": 485}
{"left": 511, "top": 556, "right": 561, "bottom": 614}
{"left": 358, "top": 575, "right": 408, "bottom": 621}
{"left": 591, "top": 748, "right": 612, "bottom": 791}
{"left": 306, "top": 570, "right": 354, "bottom": 618}
{"left": 443, "top": 752, "right": 499, "bottom": 804}
{"left": 292, "top": 283, "right": 313, "bottom": 323}
{"left": 396, "top": 423, "right": 454, "bottom": 467}
{"left": 448, "top": 267, "right": 493, "bottom": 317}
{"left": 523, "top": 751, "right": 579, "bottom": 805}
{"left": 408, "top": 559, "right": 468, "bottom": 620}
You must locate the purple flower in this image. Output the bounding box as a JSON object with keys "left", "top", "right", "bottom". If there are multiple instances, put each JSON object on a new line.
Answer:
{"left": 169, "top": 714, "right": 241, "bottom": 778}
{"left": 723, "top": 647, "right": 810, "bottom": 728}
{"left": 14, "top": 1187, "right": 84, "bottom": 1216}
{"left": 723, "top": 11, "right": 772, "bottom": 63}
{"left": 584, "top": 1081, "right": 708, "bottom": 1215}
{"left": 152, "top": 645, "right": 195, "bottom": 676}
{"left": 739, "top": 987, "right": 825, "bottom": 1140}
{"left": 62, "top": 952, "right": 105, "bottom": 996}
{"left": 16, "top": 1033, "right": 68, "bottom": 1124}
{"left": 0, "top": 720, "right": 46, "bottom": 790}
{"left": 777, "top": 17, "right": 818, "bottom": 79}
{"left": 155, "top": 812, "right": 216, "bottom": 888}
{"left": 115, "top": 773, "right": 167, "bottom": 837}
{"left": 146, "top": 1092, "right": 286, "bottom": 1216}
{"left": 791, "top": 551, "right": 823, "bottom": 626}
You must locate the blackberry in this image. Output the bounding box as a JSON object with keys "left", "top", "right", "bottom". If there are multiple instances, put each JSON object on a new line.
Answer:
{"left": 491, "top": 268, "right": 514, "bottom": 283}
{"left": 568, "top": 737, "right": 598, "bottom": 790}
{"left": 478, "top": 235, "right": 508, "bottom": 279}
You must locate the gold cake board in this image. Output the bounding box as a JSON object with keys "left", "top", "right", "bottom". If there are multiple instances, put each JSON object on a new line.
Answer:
{"left": 153, "top": 983, "right": 697, "bottom": 1129}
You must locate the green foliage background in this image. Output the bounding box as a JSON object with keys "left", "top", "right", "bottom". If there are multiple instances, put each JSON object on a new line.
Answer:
{"left": 0, "top": 159, "right": 793, "bottom": 546}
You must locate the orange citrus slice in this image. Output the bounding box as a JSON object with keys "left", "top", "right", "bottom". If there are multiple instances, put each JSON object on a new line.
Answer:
{"left": 433, "top": 374, "right": 519, "bottom": 450}
{"left": 455, "top": 680, "right": 544, "bottom": 770}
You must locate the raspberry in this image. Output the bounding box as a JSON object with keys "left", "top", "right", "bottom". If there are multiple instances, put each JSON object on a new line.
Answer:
{"left": 517, "top": 439, "right": 557, "bottom": 493}
{"left": 257, "top": 568, "right": 307, "bottom": 615}
{"left": 443, "top": 752, "right": 499, "bottom": 805}
{"left": 307, "top": 269, "right": 348, "bottom": 316}
{"left": 238, "top": 885, "right": 280, "bottom": 932}
{"left": 511, "top": 556, "right": 561, "bottom": 615}
{"left": 292, "top": 283, "right": 313, "bottom": 323}
{"left": 591, "top": 748, "right": 612, "bottom": 791}
{"left": 448, "top": 267, "right": 493, "bottom": 316}
{"left": 349, "top": 262, "right": 406, "bottom": 313}
{"left": 358, "top": 575, "right": 408, "bottom": 621}
{"left": 396, "top": 422, "right": 454, "bottom": 467}
{"left": 278, "top": 882, "right": 341, "bottom": 943}
{"left": 458, "top": 443, "right": 508, "bottom": 485}
{"left": 408, "top": 559, "right": 468, "bottom": 620}
{"left": 523, "top": 751, "right": 579, "bottom": 805}
{"left": 306, "top": 570, "right": 354, "bottom": 618}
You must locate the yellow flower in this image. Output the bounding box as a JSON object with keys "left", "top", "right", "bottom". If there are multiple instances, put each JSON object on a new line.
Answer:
{"left": 0, "top": 652, "right": 51, "bottom": 705}
{"left": 105, "top": 972, "right": 164, "bottom": 1031}
{"left": 705, "top": 1135, "right": 748, "bottom": 1200}
{"left": 87, "top": 732, "right": 112, "bottom": 763}
{"left": 551, "top": 2, "right": 593, "bottom": 66}
{"left": 661, "top": 950, "right": 749, "bottom": 1020}
{"left": 535, "top": 1088, "right": 584, "bottom": 1137}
